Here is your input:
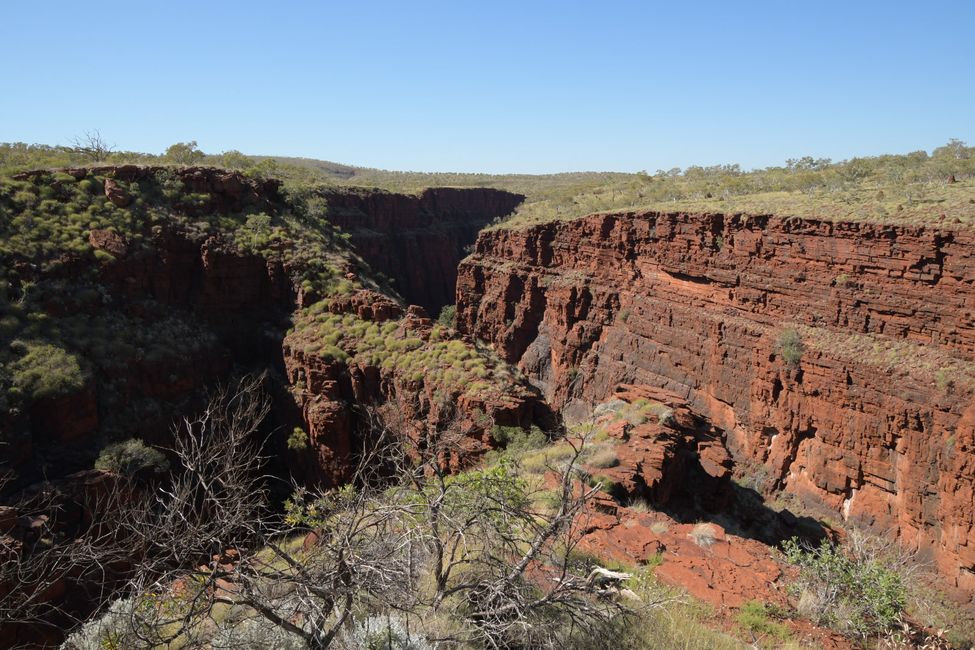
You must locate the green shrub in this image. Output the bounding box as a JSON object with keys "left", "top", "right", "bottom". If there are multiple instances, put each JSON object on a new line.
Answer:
{"left": 11, "top": 341, "right": 87, "bottom": 400}
{"left": 436, "top": 304, "right": 456, "bottom": 328}
{"left": 95, "top": 439, "right": 169, "bottom": 476}
{"left": 782, "top": 536, "right": 908, "bottom": 639}
{"left": 735, "top": 600, "right": 791, "bottom": 640}
{"left": 491, "top": 425, "right": 547, "bottom": 451}
{"left": 287, "top": 426, "right": 309, "bottom": 451}
{"left": 777, "top": 328, "right": 804, "bottom": 367}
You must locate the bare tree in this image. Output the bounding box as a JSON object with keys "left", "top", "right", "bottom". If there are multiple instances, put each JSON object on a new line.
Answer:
{"left": 0, "top": 465, "right": 130, "bottom": 649}
{"left": 50, "top": 377, "right": 648, "bottom": 649}
{"left": 69, "top": 130, "right": 114, "bottom": 163}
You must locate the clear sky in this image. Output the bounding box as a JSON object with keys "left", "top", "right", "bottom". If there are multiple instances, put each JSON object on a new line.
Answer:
{"left": 1, "top": 1, "right": 972, "bottom": 174}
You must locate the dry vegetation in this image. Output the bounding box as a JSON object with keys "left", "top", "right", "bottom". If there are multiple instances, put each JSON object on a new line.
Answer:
{"left": 796, "top": 324, "right": 975, "bottom": 394}
{"left": 5, "top": 139, "right": 975, "bottom": 235}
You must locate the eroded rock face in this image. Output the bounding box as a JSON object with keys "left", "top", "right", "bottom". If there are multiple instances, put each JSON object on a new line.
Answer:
{"left": 457, "top": 211, "right": 975, "bottom": 592}
{"left": 281, "top": 289, "right": 550, "bottom": 487}
{"left": 321, "top": 187, "right": 524, "bottom": 315}
{"left": 586, "top": 385, "right": 732, "bottom": 509}
{"left": 9, "top": 168, "right": 529, "bottom": 495}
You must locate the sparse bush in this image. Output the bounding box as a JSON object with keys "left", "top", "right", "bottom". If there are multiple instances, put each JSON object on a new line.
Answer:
{"left": 11, "top": 341, "right": 87, "bottom": 400}
{"left": 935, "top": 368, "right": 954, "bottom": 393}
{"left": 625, "top": 497, "right": 653, "bottom": 513}
{"left": 437, "top": 304, "right": 456, "bottom": 328}
{"left": 344, "top": 615, "right": 434, "bottom": 650}
{"left": 777, "top": 328, "right": 804, "bottom": 367}
{"left": 60, "top": 597, "right": 140, "bottom": 650}
{"left": 736, "top": 600, "right": 791, "bottom": 640}
{"left": 689, "top": 523, "right": 719, "bottom": 548}
{"left": 782, "top": 533, "right": 909, "bottom": 639}
{"left": 94, "top": 438, "right": 169, "bottom": 476}
{"left": 287, "top": 426, "right": 309, "bottom": 450}
{"left": 587, "top": 446, "right": 620, "bottom": 468}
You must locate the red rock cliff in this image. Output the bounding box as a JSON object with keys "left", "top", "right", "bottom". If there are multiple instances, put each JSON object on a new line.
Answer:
{"left": 322, "top": 187, "right": 523, "bottom": 315}
{"left": 457, "top": 211, "right": 975, "bottom": 593}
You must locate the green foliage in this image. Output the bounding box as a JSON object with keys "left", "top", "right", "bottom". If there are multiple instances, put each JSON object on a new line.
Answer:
{"left": 163, "top": 141, "right": 204, "bottom": 165}
{"left": 440, "top": 460, "right": 531, "bottom": 523}
{"left": 491, "top": 424, "right": 547, "bottom": 451}
{"left": 287, "top": 426, "right": 309, "bottom": 451}
{"left": 735, "top": 600, "right": 791, "bottom": 640}
{"left": 95, "top": 438, "right": 169, "bottom": 476}
{"left": 579, "top": 570, "right": 746, "bottom": 650}
{"left": 481, "top": 139, "right": 975, "bottom": 230}
{"left": 10, "top": 341, "right": 87, "bottom": 400}
{"left": 5, "top": 140, "right": 975, "bottom": 234}
{"left": 436, "top": 304, "right": 456, "bottom": 329}
{"left": 782, "top": 536, "right": 908, "bottom": 639}
{"left": 777, "top": 328, "right": 804, "bottom": 367}
{"left": 289, "top": 303, "right": 523, "bottom": 402}
{"left": 218, "top": 149, "right": 251, "bottom": 170}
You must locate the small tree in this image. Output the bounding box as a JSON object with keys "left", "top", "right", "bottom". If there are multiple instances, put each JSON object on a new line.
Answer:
{"left": 219, "top": 149, "right": 251, "bottom": 170}
{"left": 70, "top": 130, "right": 114, "bottom": 162}
{"left": 782, "top": 532, "right": 915, "bottom": 640}
{"left": 777, "top": 328, "right": 804, "bottom": 368}
{"left": 163, "top": 141, "right": 204, "bottom": 165}
{"left": 69, "top": 383, "right": 631, "bottom": 649}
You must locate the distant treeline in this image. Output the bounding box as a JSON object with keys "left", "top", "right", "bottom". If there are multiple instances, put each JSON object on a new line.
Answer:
{"left": 3, "top": 138, "right": 973, "bottom": 227}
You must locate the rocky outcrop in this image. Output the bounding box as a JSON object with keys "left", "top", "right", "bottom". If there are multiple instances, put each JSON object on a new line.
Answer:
{"left": 322, "top": 187, "right": 523, "bottom": 315}
{"left": 281, "top": 290, "right": 549, "bottom": 486}
{"left": 586, "top": 385, "right": 732, "bottom": 509}
{"left": 15, "top": 165, "right": 282, "bottom": 215}
{"left": 458, "top": 211, "right": 975, "bottom": 593}
{"left": 6, "top": 167, "right": 535, "bottom": 495}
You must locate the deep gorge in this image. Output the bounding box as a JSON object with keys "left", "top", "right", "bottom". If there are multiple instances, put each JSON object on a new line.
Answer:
{"left": 456, "top": 211, "right": 975, "bottom": 593}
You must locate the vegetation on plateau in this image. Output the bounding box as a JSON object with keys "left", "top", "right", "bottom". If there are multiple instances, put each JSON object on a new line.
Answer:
{"left": 4, "top": 138, "right": 975, "bottom": 234}
{"left": 0, "top": 163, "right": 366, "bottom": 468}
{"left": 287, "top": 302, "right": 526, "bottom": 402}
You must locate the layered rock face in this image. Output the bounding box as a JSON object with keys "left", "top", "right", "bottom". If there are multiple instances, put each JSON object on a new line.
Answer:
{"left": 281, "top": 294, "right": 548, "bottom": 486}
{"left": 457, "top": 211, "right": 975, "bottom": 592}
{"left": 322, "top": 187, "right": 524, "bottom": 315}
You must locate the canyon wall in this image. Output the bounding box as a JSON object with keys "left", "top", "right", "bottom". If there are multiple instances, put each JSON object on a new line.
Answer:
{"left": 457, "top": 211, "right": 975, "bottom": 592}
{"left": 322, "top": 187, "right": 524, "bottom": 315}
{"left": 6, "top": 168, "right": 530, "bottom": 488}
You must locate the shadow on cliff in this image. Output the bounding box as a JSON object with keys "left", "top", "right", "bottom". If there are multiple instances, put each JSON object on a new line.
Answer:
{"left": 652, "top": 460, "right": 830, "bottom": 548}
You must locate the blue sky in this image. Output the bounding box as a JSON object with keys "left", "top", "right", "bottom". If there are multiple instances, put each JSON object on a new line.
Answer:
{"left": 1, "top": 1, "right": 972, "bottom": 174}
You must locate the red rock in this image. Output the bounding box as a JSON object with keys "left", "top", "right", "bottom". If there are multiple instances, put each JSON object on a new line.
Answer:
{"left": 320, "top": 187, "right": 523, "bottom": 314}
{"left": 458, "top": 211, "right": 975, "bottom": 593}
{"left": 103, "top": 178, "right": 131, "bottom": 207}
{"left": 88, "top": 228, "right": 129, "bottom": 257}
{"left": 29, "top": 383, "right": 99, "bottom": 443}
{"left": 587, "top": 387, "right": 732, "bottom": 508}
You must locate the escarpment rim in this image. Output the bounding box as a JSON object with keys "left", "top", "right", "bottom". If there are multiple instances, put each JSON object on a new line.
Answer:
{"left": 458, "top": 208, "right": 975, "bottom": 594}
